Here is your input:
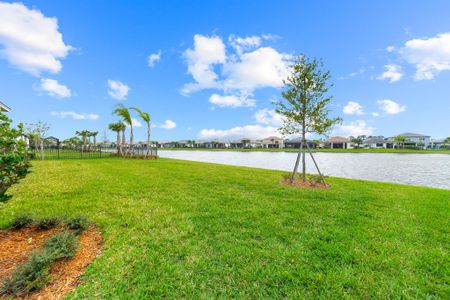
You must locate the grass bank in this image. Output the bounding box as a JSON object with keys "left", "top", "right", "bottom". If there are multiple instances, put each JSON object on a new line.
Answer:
{"left": 1, "top": 158, "right": 449, "bottom": 298}
{"left": 159, "top": 147, "right": 450, "bottom": 154}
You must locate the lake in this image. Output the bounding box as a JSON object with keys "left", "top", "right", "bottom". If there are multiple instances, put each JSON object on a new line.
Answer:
{"left": 159, "top": 150, "right": 450, "bottom": 189}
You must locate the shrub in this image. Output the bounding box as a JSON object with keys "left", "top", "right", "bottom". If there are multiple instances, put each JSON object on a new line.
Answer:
{"left": 43, "top": 231, "right": 78, "bottom": 259}
{"left": 9, "top": 215, "right": 33, "bottom": 230}
{"left": 36, "top": 217, "right": 60, "bottom": 230}
{"left": 0, "top": 112, "right": 31, "bottom": 201}
{"left": 65, "top": 216, "right": 89, "bottom": 232}
{"left": 0, "top": 230, "right": 79, "bottom": 296}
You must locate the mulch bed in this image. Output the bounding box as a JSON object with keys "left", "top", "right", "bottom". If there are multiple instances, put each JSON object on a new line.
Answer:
{"left": 280, "top": 178, "right": 330, "bottom": 189}
{"left": 0, "top": 225, "right": 103, "bottom": 300}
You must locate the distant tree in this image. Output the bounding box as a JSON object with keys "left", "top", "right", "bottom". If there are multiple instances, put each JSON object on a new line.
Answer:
{"left": 63, "top": 137, "right": 82, "bottom": 146}
{"left": 109, "top": 122, "right": 125, "bottom": 156}
{"left": 113, "top": 105, "right": 133, "bottom": 153}
{"left": 76, "top": 130, "right": 90, "bottom": 150}
{"left": 130, "top": 107, "right": 151, "bottom": 156}
{"left": 25, "top": 121, "right": 50, "bottom": 160}
{"left": 91, "top": 131, "right": 98, "bottom": 147}
{"left": 350, "top": 135, "right": 366, "bottom": 148}
{"left": 276, "top": 55, "right": 342, "bottom": 183}
{"left": 393, "top": 135, "right": 407, "bottom": 149}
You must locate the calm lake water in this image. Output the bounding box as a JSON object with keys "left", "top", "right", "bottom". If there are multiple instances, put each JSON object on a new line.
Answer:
{"left": 159, "top": 150, "right": 450, "bottom": 189}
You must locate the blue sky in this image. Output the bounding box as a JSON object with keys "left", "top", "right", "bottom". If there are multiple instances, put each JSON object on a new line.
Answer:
{"left": 1, "top": 0, "right": 449, "bottom": 142}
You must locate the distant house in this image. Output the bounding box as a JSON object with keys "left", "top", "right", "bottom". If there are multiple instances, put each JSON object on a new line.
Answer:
{"left": 430, "top": 139, "right": 446, "bottom": 149}
{"left": 0, "top": 100, "right": 11, "bottom": 112}
{"left": 261, "top": 136, "right": 284, "bottom": 148}
{"left": 322, "top": 136, "right": 352, "bottom": 149}
{"left": 284, "top": 138, "right": 315, "bottom": 149}
{"left": 390, "top": 132, "right": 431, "bottom": 149}
{"left": 204, "top": 140, "right": 230, "bottom": 148}
{"left": 44, "top": 136, "right": 59, "bottom": 145}
{"left": 363, "top": 136, "right": 388, "bottom": 149}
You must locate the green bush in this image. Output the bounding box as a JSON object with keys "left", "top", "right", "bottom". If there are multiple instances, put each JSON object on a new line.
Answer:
{"left": 65, "top": 216, "right": 89, "bottom": 232}
{"left": 0, "top": 112, "right": 30, "bottom": 201}
{"left": 43, "top": 231, "right": 78, "bottom": 259}
{"left": 36, "top": 217, "right": 60, "bottom": 230}
{"left": 9, "top": 215, "right": 33, "bottom": 229}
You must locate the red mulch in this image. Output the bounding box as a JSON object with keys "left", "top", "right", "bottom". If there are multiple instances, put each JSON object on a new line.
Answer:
{"left": 280, "top": 178, "right": 330, "bottom": 189}
{"left": 0, "top": 225, "right": 103, "bottom": 300}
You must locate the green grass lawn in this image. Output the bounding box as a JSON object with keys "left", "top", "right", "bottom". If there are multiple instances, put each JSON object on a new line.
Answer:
{"left": 1, "top": 158, "right": 449, "bottom": 298}
{"left": 160, "top": 147, "right": 450, "bottom": 154}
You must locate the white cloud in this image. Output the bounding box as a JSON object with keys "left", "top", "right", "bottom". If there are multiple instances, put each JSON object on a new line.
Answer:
{"left": 377, "top": 99, "right": 406, "bottom": 115}
{"left": 223, "top": 46, "right": 291, "bottom": 92}
{"left": 107, "top": 79, "right": 130, "bottom": 100}
{"left": 228, "top": 34, "right": 261, "bottom": 55}
{"left": 50, "top": 111, "right": 99, "bottom": 120}
{"left": 148, "top": 50, "right": 161, "bottom": 67}
{"left": 182, "top": 34, "right": 226, "bottom": 94}
{"left": 371, "top": 112, "right": 380, "bottom": 117}
{"left": 377, "top": 64, "right": 403, "bottom": 83}
{"left": 399, "top": 32, "right": 450, "bottom": 80}
{"left": 254, "top": 109, "right": 283, "bottom": 126}
{"left": 343, "top": 101, "right": 364, "bottom": 115}
{"left": 209, "top": 93, "right": 255, "bottom": 108}
{"left": 181, "top": 34, "right": 292, "bottom": 101}
{"left": 386, "top": 46, "right": 396, "bottom": 52}
{"left": 131, "top": 118, "right": 142, "bottom": 127}
{"left": 0, "top": 2, "right": 72, "bottom": 75}
{"left": 39, "top": 78, "right": 71, "bottom": 98}
{"left": 333, "top": 120, "right": 374, "bottom": 137}
{"left": 199, "top": 124, "right": 280, "bottom": 140}
{"left": 158, "top": 120, "right": 176, "bottom": 130}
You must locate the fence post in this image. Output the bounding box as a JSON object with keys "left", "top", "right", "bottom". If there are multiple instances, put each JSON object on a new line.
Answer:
{"left": 57, "top": 141, "right": 60, "bottom": 159}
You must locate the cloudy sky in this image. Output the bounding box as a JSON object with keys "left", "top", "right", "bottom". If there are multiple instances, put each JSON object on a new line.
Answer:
{"left": 1, "top": 0, "right": 449, "bottom": 141}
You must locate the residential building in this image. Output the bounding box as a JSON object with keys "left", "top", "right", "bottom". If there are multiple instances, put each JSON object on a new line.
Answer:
{"left": 363, "top": 136, "right": 388, "bottom": 149}
{"left": 390, "top": 132, "right": 431, "bottom": 149}
{"left": 0, "top": 100, "right": 11, "bottom": 112}
{"left": 322, "top": 136, "right": 352, "bottom": 149}
{"left": 261, "top": 136, "right": 284, "bottom": 148}
{"left": 284, "top": 138, "right": 316, "bottom": 149}
{"left": 430, "top": 139, "right": 446, "bottom": 149}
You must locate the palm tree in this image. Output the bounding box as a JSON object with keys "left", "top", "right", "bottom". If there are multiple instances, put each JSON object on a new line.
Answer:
{"left": 75, "top": 130, "right": 90, "bottom": 150}
{"left": 113, "top": 105, "right": 133, "bottom": 153}
{"left": 109, "top": 122, "right": 125, "bottom": 156}
{"left": 394, "top": 135, "right": 407, "bottom": 149}
{"left": 130, "top": 107, "right": 151, "bottom": 156}
{"left": 92, "top": 131, "right": 98, "bottom": 147}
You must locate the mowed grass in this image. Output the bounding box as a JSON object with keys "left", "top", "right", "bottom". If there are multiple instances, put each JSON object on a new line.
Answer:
{"left": 1, "top": 158, "right": 449, "bottom": 298}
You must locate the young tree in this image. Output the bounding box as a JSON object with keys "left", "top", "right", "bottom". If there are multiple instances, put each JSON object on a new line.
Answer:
{"left": 276, "top": 55, "right": 342, "bottom": 183}
{"left": 25, "top": 121, "right": 50, "bottom": 160}
{"left": 130, "top": 107, "right": 151, "bottom": 156}
{"left": 91, "top": 131, "right": 98, "bottom": 147}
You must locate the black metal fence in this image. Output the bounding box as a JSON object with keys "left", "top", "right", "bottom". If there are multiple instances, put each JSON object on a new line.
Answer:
{"left": 31, "top": 144, "right": 157, "bottom": 160}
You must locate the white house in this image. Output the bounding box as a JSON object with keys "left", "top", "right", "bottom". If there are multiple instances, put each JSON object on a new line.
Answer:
{"left": 323, "top": 136, "right": 353, "bottom": 149}
{"left": 261, "top": 136, "right": 284, "bottom": 148}
{"left": 363, "top": 136, "right": 388, "bottom": 149}
{"left": 0, "top": 100, "right": 11, "bottom": 112}
{"left": 391, "top": 132, "right": 431, "bottom": 149}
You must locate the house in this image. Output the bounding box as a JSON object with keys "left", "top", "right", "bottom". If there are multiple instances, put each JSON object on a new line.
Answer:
{"left": 363, "top": 136, "right": 388, "bottom": 149}
{"left": 204, "top": 140, "right": 230, "bottom": 148}
{"left": 0, "top": 100, "right": 11, "bottom": 112}
{"left": 157, "top": 140, "right": 175, "bottom": 148}
{"left": 284, "top": 138, "right": 316, "bottom": 149}
{"left": 44, "top": 136, "right": 59, "bottom": 146}
{"left": 430, "top": 139, "right": 446, "bottom": 149}
{"left": 390, "top": 132, "right": 431, "bottom": 149}
{"left": 322, "top": 136, "right": 352, "bottom": 149}
{"left": 261, "top": 136, "right": 284, "bottom": 148}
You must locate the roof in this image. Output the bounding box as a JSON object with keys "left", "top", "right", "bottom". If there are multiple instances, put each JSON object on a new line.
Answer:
{"left": 0, "top": 100, "right": 11, "bottom": 112}
{"left": 396, "top": 132, "right": 430, "bottom": 137}
{"left": 364, "top": 137, "right": 386, "bottom": 144}
{"left": 324, "top": 136, "right": 350, "bottom": 143}
{"left": 261, "top": 136, "right": 283, "bottom": 141}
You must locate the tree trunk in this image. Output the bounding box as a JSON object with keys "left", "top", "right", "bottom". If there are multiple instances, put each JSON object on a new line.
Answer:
{"left": 121, "top": 130, "right": 125, "bottom": 155}
{"left": 116, "top": 131, "right": 121, "bottom": 156}
{"left": 94, "top": 136, "right": 97, "bottom": 147}
{"left": 130, "top": 125, "right": 134, "bottom": 155}
{"left": 146, "top": 123, "right": 150, "bottom": 157}
{"left": 291, "top": 141, "right": 303, "bottom": 183}
{"left": 301, "top": 132, "right": 306, "bottom": 182}
{"left": 40, "top": 139, "right": 44, "bottom": 160}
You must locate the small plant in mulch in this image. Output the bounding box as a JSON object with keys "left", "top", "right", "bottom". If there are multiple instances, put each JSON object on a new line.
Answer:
{"left": 120, "top": 153, "right": 158, "bottom": 160}
{"left": 8, "top": 215, "right": 34, "bottom": 229}
{"left": 36, "top": 217, "right": 60, "bottom": 230}
{"left": 0, "top": 230, "right": 79, "bottom": 296}
{"left": 64, "top": 216, "right": 90, "bottom": 232}
{"left": 281, "top": 173, "right": 330, "bottom": 189}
